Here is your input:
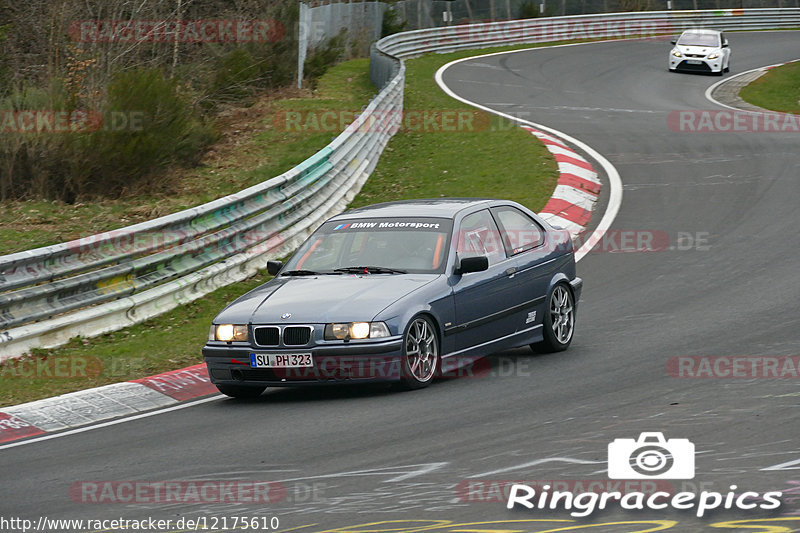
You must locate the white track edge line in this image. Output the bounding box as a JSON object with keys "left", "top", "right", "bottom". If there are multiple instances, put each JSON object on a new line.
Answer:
{"left": 433, "top": 42, "right": 623, "bottom": 263}
{"left": 704, "top": 63, "right": 787, "bottom": 112}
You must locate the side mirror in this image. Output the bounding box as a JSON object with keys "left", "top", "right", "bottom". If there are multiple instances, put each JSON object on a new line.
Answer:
{"left": 455, "top": 256, "right": 489, "bottom": 275}
{"left": 722, "top": 42, "right": 728, "bottom": 48}
{"left": 670, "top": 39, "right": 677, "bottom": 45}
{"left": 267, "top": 260, "right": 283, "bottom": 276}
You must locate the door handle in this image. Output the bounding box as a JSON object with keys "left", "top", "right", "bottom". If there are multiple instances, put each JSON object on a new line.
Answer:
{"left": 505, "top": 267, "right": 516, "bottom": 277}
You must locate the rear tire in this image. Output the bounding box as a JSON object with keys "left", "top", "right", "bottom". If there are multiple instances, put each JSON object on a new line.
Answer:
{"left": 531, "top": 283, "right": 575, "bottom": 353}
{"left": 399, "top": 316, "right": 439, "bottom": 390}
{"left": 216, "top": 384, "right": 266, "bottom": 399}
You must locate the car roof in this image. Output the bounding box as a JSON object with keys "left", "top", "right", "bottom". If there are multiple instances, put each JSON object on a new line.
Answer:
{"left": 681, "top": 29, "right": 721, "bottom": 35}
{"left": 331, "top": 198, "right": 497, "bottom": 220}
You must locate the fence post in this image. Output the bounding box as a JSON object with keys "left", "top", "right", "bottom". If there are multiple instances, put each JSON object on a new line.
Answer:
{"left": 298, "top": 1, "right": 310, "bottom": 88}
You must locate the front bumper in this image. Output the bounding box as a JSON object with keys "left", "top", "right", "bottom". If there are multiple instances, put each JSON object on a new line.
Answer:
{"left": 670, "top": 58, "right": 721, "bottom": 73}
{"left": 203, "top": 337, "right": 405, "bottom": 387}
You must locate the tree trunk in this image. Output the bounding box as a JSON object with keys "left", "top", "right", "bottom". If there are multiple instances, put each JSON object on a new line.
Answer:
{"left": 171, "top": 0, "right": 182, "bottom": 78}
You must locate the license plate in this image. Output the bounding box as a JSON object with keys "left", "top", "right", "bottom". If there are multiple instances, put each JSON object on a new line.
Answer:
{"left": 250, "top": 353, "right": 313, "bottom": 368}
{"left": 686, "top": 60, "right": 702, "bottom": 65}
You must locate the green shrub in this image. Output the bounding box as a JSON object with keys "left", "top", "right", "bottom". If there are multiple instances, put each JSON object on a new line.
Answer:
{"left": 0, "top": 69, "right": 215, "bottom": 201}
{"left": 210, "top": 48, "right": 262, "bottom": 100}
{"left": 75, "top": 68, "right": 217, "bottom": 197}
{"left": 206, "top": 41, "right": 298, "bottom": 105}
{"left": 304, "top": 31, "right": 347, "bottom": 86}
{"left": 518, "top": 0, "right": 543, "bottom": 18}
{"left": 381, "top": 7, "right": 408, "bottom": 37}
{"left": 0, "top": 85, "right": 71, "bottom": 200}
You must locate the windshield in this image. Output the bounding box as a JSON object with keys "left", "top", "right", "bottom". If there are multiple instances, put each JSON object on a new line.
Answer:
{"left": 677, "top": 32, "right": 720, "bottom": 47}
{"left": 283, "top": 217, "right": 453, "bottom": 274}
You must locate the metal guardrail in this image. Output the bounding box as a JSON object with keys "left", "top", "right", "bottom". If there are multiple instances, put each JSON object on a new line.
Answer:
{"left": 1, "top": 8, "right": 796, "bottom": 360}
{"left": 377, "top": 8, "right": 800, "bottom": 59}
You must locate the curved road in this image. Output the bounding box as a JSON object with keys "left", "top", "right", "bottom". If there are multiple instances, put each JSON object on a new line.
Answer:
{"left": 2, "top": 32, "right": 800, "bottom": 532}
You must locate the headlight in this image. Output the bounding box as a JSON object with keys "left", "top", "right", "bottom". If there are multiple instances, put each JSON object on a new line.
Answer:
{"left": 707, "top": 52, "right": 719, "bottom": 59}
{"left": 215, "top": 324, "right": 248, "bottom": 342}
{"left": 672, "top": 50, "right": 682, "bottom": 58}
{"left": 325, "top": 322, "right": 390, "bottom": 340}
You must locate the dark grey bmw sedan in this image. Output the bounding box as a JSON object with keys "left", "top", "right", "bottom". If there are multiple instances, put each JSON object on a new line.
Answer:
{"left": 203, "top": 198, "right": 582, "bottom": 398}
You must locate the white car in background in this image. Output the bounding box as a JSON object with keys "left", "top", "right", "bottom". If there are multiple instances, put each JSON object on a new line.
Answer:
{"left": 669, "top": 29, "right": 730, "bottom": 75}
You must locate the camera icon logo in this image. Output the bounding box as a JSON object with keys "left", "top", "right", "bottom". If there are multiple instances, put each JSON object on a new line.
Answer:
{"left": 608, "top": 432, "right": 695, "bottom": 479}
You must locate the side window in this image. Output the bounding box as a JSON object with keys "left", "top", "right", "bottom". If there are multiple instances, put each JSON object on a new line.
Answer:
{"left": 492, "top": 206, "right": 545, "bottom": 255}
{"left": 456, "top": 209, "right": 506, "bottom": 266}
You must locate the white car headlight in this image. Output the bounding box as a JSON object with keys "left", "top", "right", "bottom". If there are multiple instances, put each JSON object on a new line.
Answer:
{"left": 215, "top": 324, "right": 249, "bottom": 342}
{"left": 672, "top": 50, "right": 682, "bottom": 58}
{"left": 707, "top": 52, "right": 720, "bottom": 60}
{"left": 325, "top": 322, "right": 390, "bottom": 340}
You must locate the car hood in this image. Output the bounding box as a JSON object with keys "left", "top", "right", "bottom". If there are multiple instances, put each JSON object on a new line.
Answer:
{"left": 216, "top": 274, "right": 441, "bottom": 324}
{"left": 676, "top": 44, "right": 719, "bottom": 56}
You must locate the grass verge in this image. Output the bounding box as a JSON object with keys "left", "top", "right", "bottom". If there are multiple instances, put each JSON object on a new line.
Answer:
{"left": 352, "top": 47, "right": 558, "bottom": 210}
{"left": 739, "top": 60, "right": 800, "bottom": 114}
{"left": 0, "top": 42, "right": 564, "bottom": 407}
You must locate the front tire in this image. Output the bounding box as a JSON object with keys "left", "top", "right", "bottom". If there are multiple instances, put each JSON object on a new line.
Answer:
{"left": 399, "top": 316, "right": 439, "bottom": 389}
{"left": 216, "top": 384, "right": 265, "bottom": 399}
{"left": 532, "top": 283, "right": 575, "bottom": 353}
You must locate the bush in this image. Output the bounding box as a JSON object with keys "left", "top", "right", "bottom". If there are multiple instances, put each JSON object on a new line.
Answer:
{"left": 381, "top": 7, "right": 408, "bottom": 37}
{"left": 304, "top": 31, "right": 347, "bottom": 86}
{"left": 72, "top": 68, "right": 217, "bottom": 198}
{"left": 0, "top": 85, "right": 71, "bottom": 200}
{"left": 0, "top": 69, "right": 216, "bottom": 201}
{"left": 207, "top": 42, "right": 298, "bottom": 104}
{"left": 210, "top": 48, "right": 262, "bottom": 101}
{"left": 518, "top": 0, "right": 544, "bottom": 18}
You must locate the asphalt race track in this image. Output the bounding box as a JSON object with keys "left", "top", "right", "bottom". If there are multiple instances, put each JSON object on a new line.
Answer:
{"left": 2, "top": 31, "right": 800, "bottom": 533}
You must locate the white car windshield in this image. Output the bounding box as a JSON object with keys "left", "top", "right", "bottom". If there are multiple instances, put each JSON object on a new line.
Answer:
{"left": 678, "top": 33, "right": 720, "bottom": 47}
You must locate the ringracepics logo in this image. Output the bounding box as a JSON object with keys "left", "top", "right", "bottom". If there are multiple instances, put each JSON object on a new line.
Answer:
{"left": 507, "top": 433, "right": 784, "bottom": 517}
{"left": 608, "top": 432, "right": 694, "bottom": 479}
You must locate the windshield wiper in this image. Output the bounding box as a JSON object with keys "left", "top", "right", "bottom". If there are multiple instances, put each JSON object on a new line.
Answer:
{"left": 333, "top": 266, "right": 407, "bottom": 275}
{"left": 280, "top": 269, "right": 324, "bottom": 276}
